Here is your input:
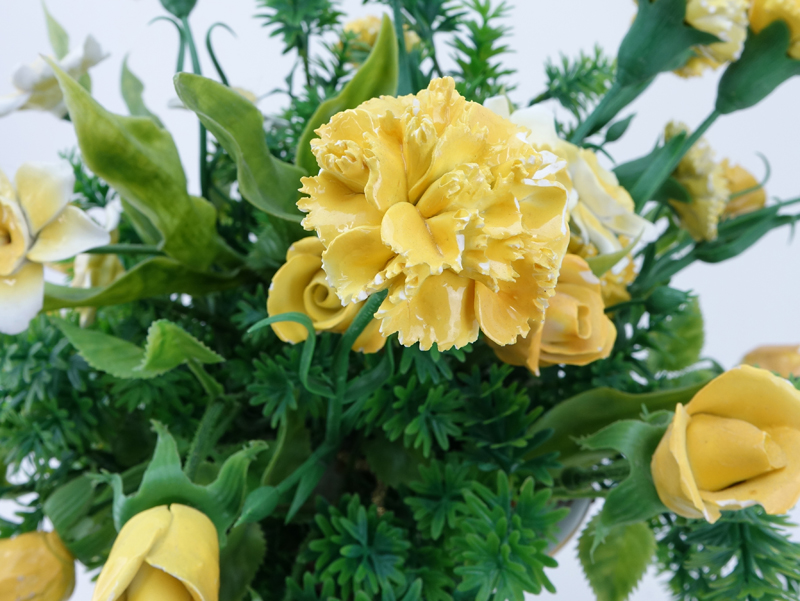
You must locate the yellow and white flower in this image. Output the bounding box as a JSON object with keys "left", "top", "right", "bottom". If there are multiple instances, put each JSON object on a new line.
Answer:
{"left": 0, "top": 162, "right": 110, "bottom": 335}
{"left": 676, "top": 0, "right": 750, "bottom": 77}
{"left": 300, "top": 77, "right": 570, "bottom": 351}
{"left": 0, "top": 531, "right": 75, "bottom": 601}
{"left": 0, "top": 36, "right": 107, "bottom": 118}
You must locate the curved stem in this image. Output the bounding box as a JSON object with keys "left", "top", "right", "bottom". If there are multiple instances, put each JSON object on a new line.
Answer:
{"left": 181, "top": 16, "right": 210, "bottom": 200}
{"left": 206, "top": 23, "right": 235, "bottom": 87}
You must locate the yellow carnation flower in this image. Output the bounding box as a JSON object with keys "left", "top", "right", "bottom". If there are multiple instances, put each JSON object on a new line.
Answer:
{"left": 743, "top": 344, "right": 800, "bottom": 378}
{"left": 492, "top": 254, "right": 617, "bottom": 373}
{"left": 267, "top": 236, "right": 386, "bottom": 352}
{"left": 651, "top": 366, "right": 800, "bottom": 523}
{"left": 675, "top": 0, "right": 750, "bottom": 77}
{"left": 91, "top": 504, "right": 219, "bottom": 601}
{"left": 665, "top": 121, "right": 730, "bottom": 241}
{"left": 721, "top": 160, "right": 767, "bottom": 218}
{"left": 299, "top": 77, "right": 570, "bottom": 351}
{"left": 0, "top": 531, "right": 75, "bottom": 601}
{"left": 750, "top": 0, "right": 800, "bottom": 59}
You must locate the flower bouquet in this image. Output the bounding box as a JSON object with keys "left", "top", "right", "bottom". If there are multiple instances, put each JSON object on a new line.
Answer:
{"left": 1, "top": 0, "right": 800, "bottom": 600}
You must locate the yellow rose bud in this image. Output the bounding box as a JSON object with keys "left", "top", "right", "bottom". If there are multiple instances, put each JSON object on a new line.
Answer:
{"left": 267, "top": 236, "right": 386, "bottom": 353}
{"left": 750, "top": 0, "right": 800, "bottom": 59}
{"left": 743, "top": 344, "right": 800, "bottom": 378}
{"left": 0, "top": 531, "right": 75, "bottom": 601}
{"left": 651, "top": 366, "right": 800, "bottom": 523}
{"left": 721, "top": 160, "right": 767, "bottom": 218}
{"left": 92, "top": 504, "right": 219, "bottom": 601}
{"left": 492, "top": 254, "right": 617, "bottom": 374}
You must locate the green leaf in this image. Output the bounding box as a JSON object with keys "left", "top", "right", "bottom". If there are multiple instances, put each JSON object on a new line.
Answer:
{"left": 529, "top": 382, "right": 707, "bottom": 466}
{"left": 604, "top": 114, "right": 635, "bottom": 144}
{"left": 53, "top": 318, "right": 223, "bottom": 380}
{"left": 44, "top": 475, "right": 95, "bottom": 539}
{"left": 585, "top": 232, "right": 641, "bottom": 277}
{"left": 647, "top": 296, "right": 704, "bottom": 372}
{"left": 160, "top": 0, "right": 197, "bottom": 18}
{"left": 364, "top": 438, "right": 424, "bottom": 488}
{"left": 262, "top": 411, "right": 312, "bottom": 487}
{"left": 174, "top": 73, "right": 307, "bottom": 223}
{"left": 121, "top": 57, "right": 163, "bottom": 127}
{"left": 42, "top": 2, "right": 69, "bottom": 59}
{"left": 220, "top": 523, "right": 267, "bottom": 601}
{"left": 43, "top": 256, "right": 249, "bottom": 311}
{"left": 578, "top": 515, "right": 656, "bottom": 601}
{"left": 236, "top": 486, "right": 280, "bottom": 526}
{"left": 48, "top": 59, "right": 221, "bottom": 271}
{"left": 295, "top": 15, "right": 398, "bottom": 175}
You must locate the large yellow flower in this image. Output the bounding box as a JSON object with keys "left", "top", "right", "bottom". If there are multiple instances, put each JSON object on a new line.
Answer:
{"left": 267, "top": 236, "right": 386, "bottom": 352}
{"left": 492, "top": 254, "right": 617, "bottom": 373}
{"left": 299, "top": 77, "right": 570, "bottom": 351}
{"left": 651, "top": 366, "right": 800, "bottom": 523}
{"left": 743, "top": 344, "right": 800, "bottom": 378}
{"left": 675, "top": 0, "right": 750, "bottom": 77}
{"left": 91, "top": 504, "right": 219, "bottom": 601}
{"left": 750, "top": 0, "right": 800, "bottom": 59}
{"left": 665, "top": 121, "right": 730, "bottom": 242}
{"left": 0, "top": 531, "right": 75, "bottom": 601}
{"left": 0, "top": 162, "right": 110, "bottom": 335}
{"left": 721, "top": 160, "right": 767, "bottom": 219}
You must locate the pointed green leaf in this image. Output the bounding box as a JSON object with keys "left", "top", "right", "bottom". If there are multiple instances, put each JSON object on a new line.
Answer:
{"left": 174, "top": 73, "right": 306, "bottom": 223}
{"left": 578, "top": 515, "right": 656, "bottom": 601}
{"left": 47, "top": 59, "right": 221, "bottom": 270}
{"left": 42, "top": 2, "right": 69, "bottom": 59}
{"left": 585, "top": 232, "right": 641, "bottom": 278}
{"left": 604, "top": 114, "right": 635, "bottom": 144}
{"left": 220, "top": 523, "right": 267, "bottom": 601}
{"left": 44, "top": 476, "right": 95, "bottom": 537}
{"left": 121, "top": 57, "right": 163, "bottom": 126}
{"left": 236, "top": 486, "right": 280, "bottom": 526}
{"left": 141, "top": 320, "right": 223, "bottom": 373}
{"left": 286, "top": 460, "right": 327, "bottom": 523}
{"left": 295, "top": 15, "right": 398, "bottom": 175}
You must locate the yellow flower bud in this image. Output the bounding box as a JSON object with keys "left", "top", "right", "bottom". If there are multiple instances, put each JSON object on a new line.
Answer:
{"left": 651, "top": 366, "right": 800, "bottom": 523}
{"left": 344, "top": 15, "right": 420, "bottom": 55}
{"left": 0, "top": 531, "right": 75, "bottom": 601}
{"left": 492, "top": 254, "right": 617, "bottom": 374}
{"left": 743, "top": 344, "right": 800, "bottom": 378}
{"left": 91, "top": 504, "right": 219, "bottom": 601}
{"left": 267, "top": 236, "right": 386, "bottom": 353}
{"left": 674, "top": 0, "right": 750, "bottom": 77}
{"left": 721, "top": 160, "right": 767, "bottom": 218}
{"left": 750, "top": 0, "right": 800, "bottom": 59}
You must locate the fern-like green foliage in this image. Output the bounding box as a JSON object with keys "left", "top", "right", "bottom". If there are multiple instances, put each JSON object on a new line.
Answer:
{"left": 539, "top": 46, "right": 615, "bottom": 120}
{"left": 256, "top": 0, "right": 343, "bottom": 59}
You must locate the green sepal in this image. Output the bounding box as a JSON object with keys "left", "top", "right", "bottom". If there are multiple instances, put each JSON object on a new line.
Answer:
{"left": 716, "top": 21, "right": 800, "bottom": 115}
{"left": 52, "top": 318, "right": 223, "bottom": 380}
{"left": 160, "top": 0, "right": 197, "bottom": 19}
{"left": 42, "top": 2, "right": 69, "bottom": 59}
{"left": 121, "top": 56, "right": 163, "bottom": 126}
{"left": 295, "top": 15, "right": 398, "bottom": 175}
{"left": 47, "top": 59, "right": 222, "bottom": 271}
{"left": 585, "top": 233, "right": 641, "bottom": 278}
{"left": 604, "top": 113, "right": 635, "bottom": 144}
{"left": 97, "top": 422, "right": 266, "bottom": 544}
{"left": 220, "top": 523, "right": 267, "bottom": 601}
{"left": 617, "top": 0, "right": 719, "bottom": 86}
{"left": 580, "top": 417, "right": 670, "bottom": 550}
{"left": 174, "top": 73, "right": 307, "bottom": 223}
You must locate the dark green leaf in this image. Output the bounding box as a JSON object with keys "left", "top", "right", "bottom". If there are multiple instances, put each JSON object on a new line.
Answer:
{"left": 604, "top": 114, "right": 635, "bottom": 144}
{"left": 220, "top": 523, "right": 267, "bottom": 601}
{"left": 236, "top": 486, "right": 280, "bottom": 526}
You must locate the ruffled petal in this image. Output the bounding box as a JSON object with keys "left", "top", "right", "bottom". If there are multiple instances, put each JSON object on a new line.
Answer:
{"left": 322, "top": 226, "right": 394, "bottom": 304}
{"left": 0, "top": 262, "right": 44, "bottom": 335}
{"left": 14, "top": 162, "right": 74, "bottom": 235}
{"left": 27, "top": 206, "right": 111, "bottom": 263}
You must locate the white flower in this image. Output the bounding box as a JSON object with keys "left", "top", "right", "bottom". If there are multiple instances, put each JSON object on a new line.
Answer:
{"left": 0, "top": 162, "right": 110, "bottom": 335}
{"left": 484, "top": 97, "right": 655, "bottom": 254}
{"left": 0, "top": 36, "right": 107, "bottom": 119}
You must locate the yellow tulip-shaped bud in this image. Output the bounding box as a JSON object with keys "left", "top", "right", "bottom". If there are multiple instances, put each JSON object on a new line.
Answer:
{"left": 492, "top": 254, "right": 617, "bottom": 374}
{"left": 721, "top": 160, "right": 767, "bottom": 218}
{"left": 750, "top": 0, "right": 800, "bottom": 59}
{"left": 0, "top": 531, "right": 75, "bottom": 601}
{"left": 91, "top": 504, "right": 219, "bottom": 601}
{"left": 743, "top": 344, "right": 800, "bottom": 378}
{"left": 651, "top": 366, "right": 800, "bottom": 523}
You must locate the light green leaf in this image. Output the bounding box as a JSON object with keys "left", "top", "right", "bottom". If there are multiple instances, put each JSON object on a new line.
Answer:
{"left": 578, "top": 515, "right": 656, "bottom": 601}
{"left": 585, "top": 232, "right": 641, "bottom": 277}
{"left": 236, "top": 486, "right": 280, "bottom": 526}
{"left": 220, "top": 523, "right": 267, "bottom": 601}
{"left": 295, "top": 15, "right": 398, "bottom": 175}
{"left": 44, "top": 475, "right": 95, "bottom": 538}
{"left": 48, "top": 59, "right": 221, "bottom": 271}
{"left": 174, "top": 73, "right": 306, "bottom": 223}
{"left": 53, "top": 318, "right": 223, "bottom": 380}
{"left": 42, "top": 2, "right": 69, "bottom": 59}
{"left": 121, "top": 57, "right": 163, "bottom": 126}
{"left": 43, "top": 257, "right": 248, "bottom": 311}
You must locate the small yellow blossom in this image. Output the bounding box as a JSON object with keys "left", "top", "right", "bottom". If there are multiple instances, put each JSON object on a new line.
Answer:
{"left": 0, "top": 531, "right": 75, "bottom": 601}
{"left": 300, "top": 77, "right": 570, "bottom": 351}
{"left": 721, "top": 160, "right": 767, "bottom": 218}
{"left": 750, "top": 0, "right": 800, "bottom": 59}
{"left": 492, "top": 254, "right": 617, "bottom": 374}
{"left": 0, "top": 162, "right": 110, "bottom": 335}
{"left": 267, "top": 236, "right": 386, "bottom": 353}
{"left": 344, "top": 15, "right": 421, "bottom": 55}
{"left": 651, "top": 366, "right": 800, "bottom": 523}
{"left": 665, "top": 121, "right": 729, "bottom": 242}
{"left": 91, "top": 504, "right": 219, "bottom": 601}
{"left": 675, "top": 0, "right": 750, "bottom": 77}
{"left": 743, "top": 344, "right": 800, "bottom": 378}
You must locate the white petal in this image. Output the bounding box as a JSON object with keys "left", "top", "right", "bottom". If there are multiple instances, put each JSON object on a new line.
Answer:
{"left": 27, "top": 206, "right": 110, "bottom": 263}
{"left": 60, "top": 35, "right": 108, "bottom": 75}
{"left": 510, "top": 105, "right": 561, "bottom": 148}
{"left": 0, "top": 262, "right": 44, "bottom": 335}
{"left": 11, "top": 59, "right": 51, "bottom": 92}
{"left": 483, "top": 95, "right": 511, "bottom": 120}
{"left": 0, "top": 176, "right": 31, "bottom": 276}
{"left": 15, "top": 161, "right": 75, "bottom": 235}
{"left": 0, "top": 91, "right": 31, "bottom": 117}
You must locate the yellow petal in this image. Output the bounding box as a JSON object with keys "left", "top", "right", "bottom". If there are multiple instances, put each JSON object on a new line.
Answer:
{"left": 490, "top": 326, "right": 543, "bottom": 376}
{"left": 351, "top": 311, "right": 388, "bottom": 354}
{"left": 127, "top": 563, "right": 192, "bottom": 601}
{"left": 0, "top": 262, "right": 44, "bottom": 335}
{"left": 0, "top": 175, "right": 31, "bottom": 276}
{"left": 27, "top": 206, "right": 110, "bottom": 263}
{"left": 722, "top": 160, "right": 767, "bottom": 218}
{"left": 14, "top": 162, "right": 74, "bottom": 236}
{"left": 742, "top": 344, "right": 800, "bottom": 378}
{"left": 267, "top": 253, "right": 326, "bottom": 343}
{"left": 750, "top": 0, "right": 800, "bottom": 59}
{"left": 322, "top": 226, "right": 394, "bottom": 304}
{"left": 286, "top": 236, "right": 325, "bottom": 260}
{"left": 0, "top": 531, "right": 75, "bottom": 601}
{"left": 381, "top": 202, "right": 455, "bottom": 274}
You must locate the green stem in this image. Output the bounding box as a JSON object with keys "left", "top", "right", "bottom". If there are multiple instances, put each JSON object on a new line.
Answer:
{"left": 391, "top": 0, "right": 413, "bottom": 95}
{"left": 184, "top": 400, "right": 225, "bottom": 481}
{"left": 187, "top": 359, "right": 224, "bottom": 399}
{"left": 181, "top": 16, "right": 210, "bottom": 200}
{"left": 569, "top": 81, "right": 623, "bottom": 144}
{"left": 83, "top": 244, "right": 163, "bottom": 255}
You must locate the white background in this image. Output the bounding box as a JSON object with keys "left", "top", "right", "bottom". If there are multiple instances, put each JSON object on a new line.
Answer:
{"left": 0, "top": 0, "right": 799, "bottom": 599}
